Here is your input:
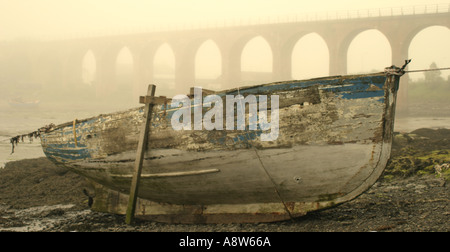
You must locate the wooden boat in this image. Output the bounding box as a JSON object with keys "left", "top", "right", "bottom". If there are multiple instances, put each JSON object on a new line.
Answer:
{"left": 38, "top": 65, "right": 406, "bottom": 223}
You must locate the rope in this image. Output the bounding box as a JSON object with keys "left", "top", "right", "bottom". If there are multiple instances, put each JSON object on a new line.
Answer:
{"left": 386, "top": 60, "right": 450, "bottom": 76}
{"left": 405, "top": 67, "right": 450, "bottom": 73}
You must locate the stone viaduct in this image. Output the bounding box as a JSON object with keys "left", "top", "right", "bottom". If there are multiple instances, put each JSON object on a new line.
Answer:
{"left": 1, "top": 5, "right": 449, "bottom": 113}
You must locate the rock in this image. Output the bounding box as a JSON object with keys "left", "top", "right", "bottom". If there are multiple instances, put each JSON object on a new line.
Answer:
{"left": 41, "top": 208, "right": 65, "bottom": 218}
{"left": 434, "top": 163, "right": 450, "bottom": 180}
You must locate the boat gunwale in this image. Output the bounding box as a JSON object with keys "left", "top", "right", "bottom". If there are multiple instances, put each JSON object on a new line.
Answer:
{"left": 40, "top": 71, "right": 387, "bottom": 133}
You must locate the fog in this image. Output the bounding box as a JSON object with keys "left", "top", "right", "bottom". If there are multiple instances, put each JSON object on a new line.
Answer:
{"left": 0, "top": 0, "right": 449, "bottom": 118}
{"left": 0, "top": 0, "right": 446, "bottom": 40}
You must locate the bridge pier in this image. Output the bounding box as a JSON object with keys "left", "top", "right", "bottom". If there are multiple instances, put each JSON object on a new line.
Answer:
{"left": 390, "top": 36, "right": 411, "bottom": 116}
{"left": 219, "top": 42, "right": 241, "bottom": 89}
{"left": 272, "top": 48, "right": 291, "bottom": 82}
{"left": 95, "top": 56, "right": 116, "bottom": 98}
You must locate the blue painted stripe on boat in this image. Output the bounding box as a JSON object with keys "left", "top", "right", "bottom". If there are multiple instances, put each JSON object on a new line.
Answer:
{"left": 46, "top": 143, "right": 88, "bottom": 151}
{"left": 319, "top": 75, "right": 386, "bottom": 100}
{"left": 164, "top": 74, "right": 387, "bottom": 112}
{"left": 43, "top": 146, "right": 91, "bottom": 161}
{"left": 340, "top": 90, "right": 384, "bottom": 100}
{"left": 157, "top": 75, "right": 388, "bottom": 123}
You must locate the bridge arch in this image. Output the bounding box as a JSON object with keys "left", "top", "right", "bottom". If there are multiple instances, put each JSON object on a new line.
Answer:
{"left": 170, "top": 36, "right": 223, "bottom": 92}
{"left": 240, "top": 35, "right": 273, "bottom": 85}
{"left": 407, "top": 25, "right": 450, "bottom": 80}
{"left": 290, "top": 32, "right": 330, "bottom": 79}
{"left": 81, "top": 49, "right": 96, "bottom": 85}
{"left": 194, "top": 39, "right": 222, "bottom": 90}
{"left": 153, "top": 42, "right": 176, "bottom": 96}
{"left": 114, "top": 46, "right": 135, "bottom": 103}
{"left": 347, "top": 29, "right": 392, "bottom": 74}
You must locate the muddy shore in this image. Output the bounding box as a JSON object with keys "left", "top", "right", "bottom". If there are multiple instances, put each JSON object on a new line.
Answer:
{"left": 0, "top": 128, "right": 449, "bottom": 232}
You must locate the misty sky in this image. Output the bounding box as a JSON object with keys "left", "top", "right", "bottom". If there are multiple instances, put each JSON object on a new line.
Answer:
{"left": 1, "top": 0, "right": 449, "bottom": 81}
{"left": 1, "top": 0, "right": 449, "bottom": 40}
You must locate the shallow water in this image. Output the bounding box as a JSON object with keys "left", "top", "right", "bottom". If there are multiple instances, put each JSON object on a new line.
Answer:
{"left": 0, "top": 98, "right": 449, "bottom": 168}
{"left": 394, "top": 117, "right": 450, "bottom": 133}
{"left": 0, "top": 137, "right": 44, "bottom": 168}
{"left": 0, "top": 99, "right": 134, "bottom": 168}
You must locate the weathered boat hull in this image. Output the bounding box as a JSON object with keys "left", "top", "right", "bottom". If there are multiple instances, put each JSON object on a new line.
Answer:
{"left": 40, "top": 69, "right": 401, "bottom": 223}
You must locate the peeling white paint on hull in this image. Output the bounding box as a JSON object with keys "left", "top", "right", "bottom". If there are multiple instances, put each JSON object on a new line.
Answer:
{"left": 77, "top": 142, "right": 391, "bottom": 223}
{"left": 69, "top": 143, "right": 384, "bottom": 204}
{"left": 39, "top": 69, "right": 402, "bottom": 223}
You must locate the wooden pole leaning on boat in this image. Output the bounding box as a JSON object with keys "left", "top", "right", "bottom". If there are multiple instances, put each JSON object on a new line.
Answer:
{"left": 125, "top": 84, "right": 161, "bottom": 225}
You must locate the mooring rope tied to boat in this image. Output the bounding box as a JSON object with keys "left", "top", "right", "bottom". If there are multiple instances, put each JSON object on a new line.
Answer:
{"left": 405, "top": 67, "right": 450, "bottom": 73}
